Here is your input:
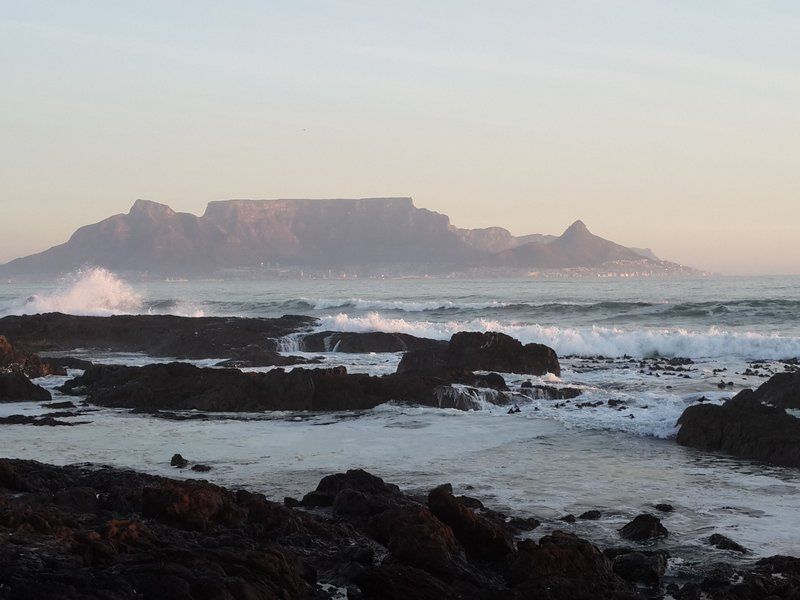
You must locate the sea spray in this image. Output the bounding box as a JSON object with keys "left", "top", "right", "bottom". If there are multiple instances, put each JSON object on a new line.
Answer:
{"left": 316, "top": 312, "right": 800, "bottom": 360}
{"left": 0, "top": 268, "right": 204, "bottom": 317}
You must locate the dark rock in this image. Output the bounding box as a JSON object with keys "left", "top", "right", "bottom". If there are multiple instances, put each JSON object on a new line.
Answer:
{"left": 53, "top": 486, "right": 100, "bottom": 513}
{"left": 0, "top": 372, "right": 52, "bottom": 402}
{"left": 299, "top": 331, "right": 444, "bottom": 354}
{"left": 191, "top": 464, "right": 212, "bottom": 473}
{"left": 559, "top": 514, "right": 577, "bottom": 523}
{"left": 611, "top": 550, "right": 668, "bottom": 587}
{"left": 45, "top": 410, "right": 82, "bottom": 418}
{"left": 680, "top": 555, "right": 800, "bottom": 599}
{"left": 427, "top": 484, "right": 515, "bottom": 561}
{"left": 368, "top": 505, "right": 468, "bottom": 580}
{"left": 1, "top": 458, "right": 789, "bottom": 600}
{"left": 677, "top": 375, "right": 800, "bottom": 467}
{"left": 60, "top": 362, "right": 511, "bottom": 413}
{"left": 213, "top": 346, "right": 320, "bottom": 368}
{"left": 0, "top": 458, "right": 315, "bottom": 598}
{"left": 398, "top": 331, "right": 560, "bottom": 377}
{"left": 507, "top": 516, "right": 541, "bottom": 532}
{"left": 579, "top": 509, "right": 602, "bottom": 520}
{"left": 302, "top": 469, "right": 401, "bottom": 508}
{"left": 170, "top": 454, "right": 188, "bottom": 468}
{"left": 0, "top": 335, "right": 66, "bottom": 378}
{"left": 654, "top": 503, "right": 674, "bottom": 513}
{"left": 0, "top": 313, "right": 317, "bottom": 361}
{"left": 735, "top": 371, "right": 800, "bottom": 410}
{"left": 431, "top": 384, "right": 509, "bottom": 410}
{"left": 508, "top": 531, "right": 632, "bottom": 598}
{"left": 455, "top": 495, "right": 484, "bottom": 510}
{"left": 619, "top": 514, "right": 668, "bottom": 541}
{"left": 354, "top": 565, "right": 459, "bottom": 600}
{"left": 39, "top": 355, "right": 94, "bottom": 371}
{"left": 708, "top": 533, "right": 748, "bottom": 554}
{"left": 0, "top": 414, "right": 79, "bottom": 426}
{"left": 41, "top": 400, "right": 77, "bottom": 409}
{"left": 518, "top": 384, "right": 583, "bottom": 400}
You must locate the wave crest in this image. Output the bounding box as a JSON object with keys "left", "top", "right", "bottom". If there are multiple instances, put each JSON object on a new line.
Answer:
{"left": 317, "top": 312, "right": 800, "bottom": 360}
{"left": 1, "top": 268, "right": 204, "bottom": 317}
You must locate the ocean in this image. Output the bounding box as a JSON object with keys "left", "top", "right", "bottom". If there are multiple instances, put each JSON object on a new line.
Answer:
{"left": 2, "top": 268, "right": 799, "bottom": 569}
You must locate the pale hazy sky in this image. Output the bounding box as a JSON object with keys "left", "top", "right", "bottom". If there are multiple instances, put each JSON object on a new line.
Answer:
{"left": 2, "top": 1, "right": 799, "bottom": 274}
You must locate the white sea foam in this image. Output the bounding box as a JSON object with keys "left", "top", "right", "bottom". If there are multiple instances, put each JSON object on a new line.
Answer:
{"left": 316, "top": 312, "right": 800, "bottom": 360}
{"left": 0, "top": 268, "right": 204, "bottom": 317}
{"left": 308, "top": 297, "right": 512, "bottom": 311}
{"left": 6, "top": 268, "right": 144, "bottom": 316}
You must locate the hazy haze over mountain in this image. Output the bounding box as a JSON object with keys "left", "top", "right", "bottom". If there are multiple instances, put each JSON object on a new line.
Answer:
{"left": 0, "top": 198, "right": 691, "bottom": 277}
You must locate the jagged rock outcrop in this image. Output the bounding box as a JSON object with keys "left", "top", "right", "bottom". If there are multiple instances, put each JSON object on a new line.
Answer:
{"left": 58, "top": 362, "right": 511, "bottom": 413}
{"left": 0, "top": 313, "right": 317, "bottom": 361}
{"left": 2, "top": 459, "right": 798, "bottom": 599}
{"left": 0, "top": 373, "right": 52, "bottom": 402}
{"left": 398, "top": 331, "right": 561, "bottom": 377}
{"left": 0, "top": 335, "right": 64, "bottom": 378}
{"left": 677, "top": 372, "right": 800, "bottom": 468}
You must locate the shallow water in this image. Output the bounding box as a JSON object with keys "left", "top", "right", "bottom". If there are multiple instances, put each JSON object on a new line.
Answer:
{"left": 2, "top": 271, "right": 800, "bottom": 565}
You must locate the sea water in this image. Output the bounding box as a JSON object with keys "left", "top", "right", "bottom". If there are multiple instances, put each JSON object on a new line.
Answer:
{"left": 1, "top": 268, "right": 800, "bottom": 564}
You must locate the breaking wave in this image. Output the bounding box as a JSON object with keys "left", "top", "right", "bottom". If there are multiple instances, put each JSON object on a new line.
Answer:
{"left": 316, "top": 312, "right": 800, "bottom": 360}
{"left": 0, "top": 268, "right": 204, "bottom": 317}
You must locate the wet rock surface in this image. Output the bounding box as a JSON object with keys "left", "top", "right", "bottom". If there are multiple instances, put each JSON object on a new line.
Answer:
{"left": 0, "top": 459, "right": 798, "bottom": 599}
{"left": 0, "top": 372, "right": 52, "bottom": 402}
{"left": 0, "top": 414, "right": 81, "bottom": 426}
{"left": 0, "top": 313, "right": 317, "bottom": 361}
{"left": 58, "top": 362, "right": 517, "bottom": 412}
{"left": 299, "top": 330, "right": 444, "bottom": 353}
{"left": 677, "top": 372, "right": 800, "bottom": 468}
{"left": 0, "top": 335, "right": 66, "bottom": 378}
{"left": 0, "top": 336, "right": 61, "bottom": 402}
{"left": 619, "top": 514, "right": 668, "bottom": 541}
{"left": 398, "top": 330, "right": 561, "bottom": 377}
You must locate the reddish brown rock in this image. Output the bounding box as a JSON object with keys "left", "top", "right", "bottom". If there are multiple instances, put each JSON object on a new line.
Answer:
{"left": 427, "top": 484, "right": 514, "bottom": 561}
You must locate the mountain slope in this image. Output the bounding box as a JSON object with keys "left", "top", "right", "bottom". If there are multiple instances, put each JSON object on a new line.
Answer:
{"left": 493, "top": 220, "right": 646, "bottom": 268}
{"left": 1, "top": 199, "right": 692, "bottom": 277}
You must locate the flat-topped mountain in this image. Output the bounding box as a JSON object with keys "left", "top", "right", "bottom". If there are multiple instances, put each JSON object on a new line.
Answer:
{"left": 1, "top": 198, "right": 694, "bottom": 276}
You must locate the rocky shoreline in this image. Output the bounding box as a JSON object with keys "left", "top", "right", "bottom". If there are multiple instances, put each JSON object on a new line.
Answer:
{"left": 2, "top": 458, "right": 798, "bottom": 600}
{"left": 2, "top": 313, "right": 800, "bottom": 597}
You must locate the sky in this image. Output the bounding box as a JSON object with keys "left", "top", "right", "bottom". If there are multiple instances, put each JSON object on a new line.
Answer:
{"left": 1, "top": 1, "right": 799, "bottom": 275}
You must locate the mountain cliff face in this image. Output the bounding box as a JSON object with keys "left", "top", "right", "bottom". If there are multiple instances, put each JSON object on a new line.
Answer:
{"left": 1, "top": 198, "right": 688, "bottom": 276}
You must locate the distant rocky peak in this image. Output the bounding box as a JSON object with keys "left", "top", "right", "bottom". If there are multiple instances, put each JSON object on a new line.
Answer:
{"left": 128, "top": 199, "right": 176, "bottom": 220}
{"left": 561, "top": 219, "right": 590, "bottom": 237}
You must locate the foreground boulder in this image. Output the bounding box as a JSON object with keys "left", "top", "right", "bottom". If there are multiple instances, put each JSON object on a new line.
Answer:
{"left": 677, "top": 372, "right": 800, "bottom": 467}
{"left": 2, "top": 459, "right": 798, "bottom": 599}
{"left": 427, "top": 484, "right": 515, "bottom": 561}
{"left": 59, "top": 362, "right": 512, "bottom": 412}
{"left": 0, "top": 458, "right": 323, "bottom": 599}
{"left": 398, "top": 331, "right": 560, "bottom": 377}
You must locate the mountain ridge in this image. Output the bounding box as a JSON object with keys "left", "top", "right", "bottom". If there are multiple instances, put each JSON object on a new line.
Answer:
{"left": 1, "top": 198, "right": 698, "bottom": 277}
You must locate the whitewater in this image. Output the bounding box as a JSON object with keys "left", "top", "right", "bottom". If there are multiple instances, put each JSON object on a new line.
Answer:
{"left": 2, "top": 269, "right": 800, "bottom": 561}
